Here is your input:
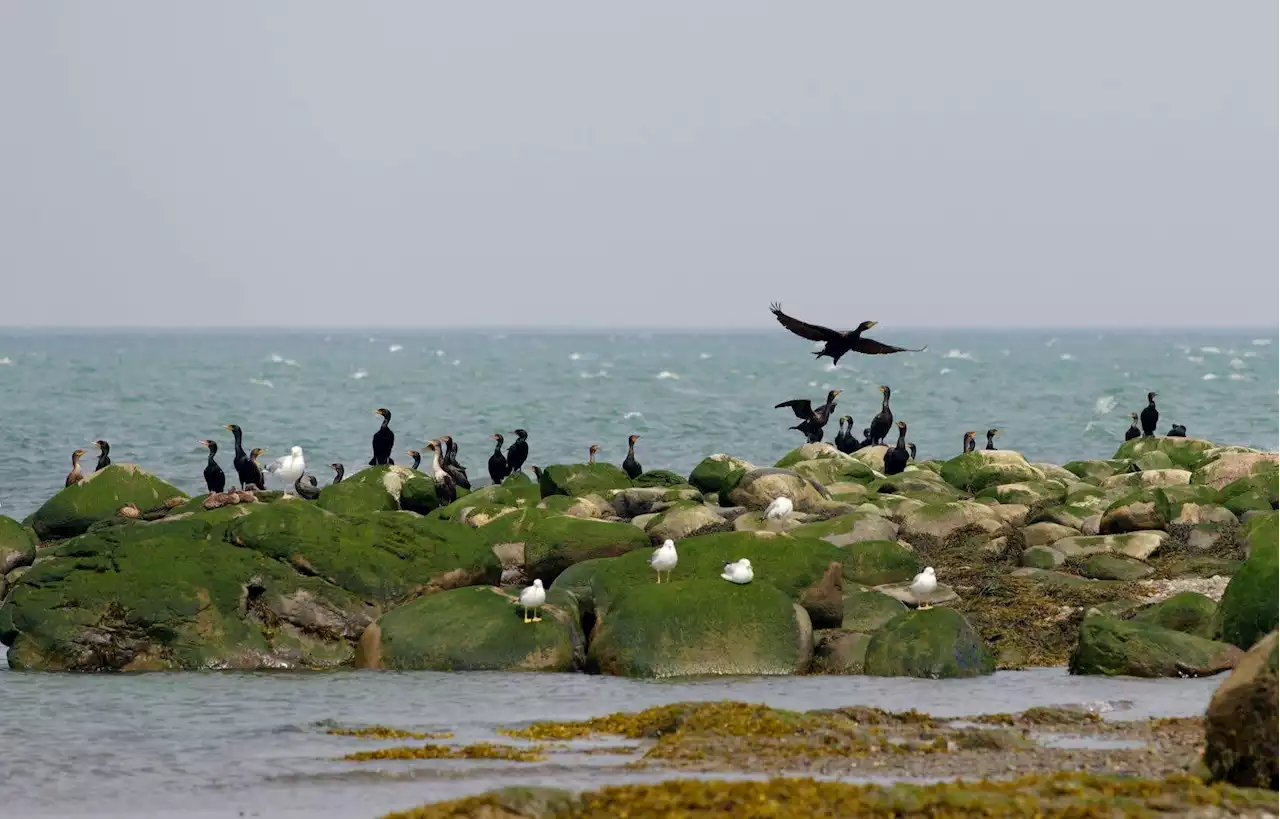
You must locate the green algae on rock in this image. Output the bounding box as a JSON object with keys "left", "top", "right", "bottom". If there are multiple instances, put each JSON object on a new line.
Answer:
{"left": 355, "top": 585, "right": 583, "bottom": 671}
{"left": 863, "top": 607, "right": 994, "bottom": 679}
{"left": 28, "top": 464, "right": 187, "bottom": 540}
{"left": 1212, "top": 512, "right": 1278, "bottom": 651}
{"left": 538, "top": 463, "right": 632, "bottom": 498}
{"left": 1133, "top": 591, "right": 1217, "bottom": 638}
{"left": 628, "top": 469, "right": 691, "bottom": 489}
{"left": 686, "top": 454, "right": 754, "bottom": 497}
{"left": 1203, "top": 630, "right": 1278, "bottom": 790}
{"left": 316, "top": 465, "right": 426, "bottom": 515}
{"left": 938, "top": 450, "right": 1044, "bottom": 494}
{"left": 477, "top": 508, "right": 650, "bottom": 585}
{"left": 1068, "top": 614, "right": 1242, "bottom": 678}
{"left": 0, "top": 516, "right": 37, "bottom": 575}
{"left": 1112, "top": 436, "right": 1216, "bottom": 470}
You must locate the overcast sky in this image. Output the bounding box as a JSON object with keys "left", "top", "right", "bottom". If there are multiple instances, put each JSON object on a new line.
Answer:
{"left": 0, "top": 2, "right": 1275, "bottom": 329}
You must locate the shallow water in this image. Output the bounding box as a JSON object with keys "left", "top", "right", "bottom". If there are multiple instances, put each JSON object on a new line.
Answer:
{"left": 0, "top": 665, "right": 1224, "bottom": 818}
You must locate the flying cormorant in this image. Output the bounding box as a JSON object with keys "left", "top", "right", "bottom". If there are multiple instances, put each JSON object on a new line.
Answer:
{"left": 488, "top": 434, "right": 511, "bottom": 484}
{"left": 776, "top": 389, "right": 841, "bottom": 443}
{"left": 407, "top": 449, "right": 422, "bottom": 470}
{"left": 769, "top": 303, "right": 927, "bottom": 365}
{"left": 90, "top": 440, "right": 111, "bottom": 471}
{"left": 985, "top": 429, "right": 1000, "bottom": 450}
{"left": 883, "top": 422, "right": 910, "bottom": 475}
{"left": 370, "top": 408, "right": 394, "bottom": 465}
{"left": 425, "top": 439, "right": 457, "bottom": 504}
{"left": 962, "top": 431, "right": 977, "bottom": 454}
{"left": 1124, "top": 413, "right": 1141, "bottom": 441}
{"left": 622, "top": 434, "right": 642, "bottom": 479}
{"left": 224, "top": 424, "right": 259, "bottom": 490}
{"left": 588, "top": 444, "right": 600, "bottom": 464}
{"left": 295, "top": 474, "right": 321, "bottom": 501}
{"left": 506, "top": 429, "right": 529, "bottom": 473}
{"left": 329, "top": 463, "right": 345, "bottom": 485}
{"left": 66, "top": 449, "right": 87, "bottom": 487}
{"left": 1140, "top": 392, "right": 1159, "bottom": 437}
{"left": 198, "top": 439, "right": 226, "bottom": 493}
{"left": 868, "top": 386, "right": 893, "bottom": 445}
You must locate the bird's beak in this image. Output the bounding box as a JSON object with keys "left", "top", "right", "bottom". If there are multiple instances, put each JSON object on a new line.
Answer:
{"left": 867, "top": 321, "right": 878, "bottom": 328}
{"left": 223, "top": 425, "right": 233, "bottom": 431}
{"left": 993, "top": 429, "right": 1001, "bottom": 435}
{"left": 198, "top": 440, "right": 208, "bottom": 448}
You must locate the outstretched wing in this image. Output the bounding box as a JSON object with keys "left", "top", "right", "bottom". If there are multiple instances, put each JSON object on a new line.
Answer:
{"left": 851, "top": 336, "right": 928, "bottom": 356}
{"left": 769, "top": 302, "right": 843, "bottom": 343}
{"left": 264, "top": 456, "right": 288, "bottom": 473}
{"left": 774, "top": 398, "right": 814, "bottom": 419}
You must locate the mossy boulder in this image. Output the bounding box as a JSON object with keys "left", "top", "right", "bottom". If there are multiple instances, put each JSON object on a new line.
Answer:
{"left": 1101, "top": 469, "right": 1192, "bottom": 492}
{"left": 1021, "top": 545, "right": 1066, "bottom": 570}
{"left": 1212, "top": 513, "right": 1278, "bottom": 650}
{"left": 1052, "top": 531, "right": 1167, "bottom": 561}
{"left": 0, "top": 517, "right": 37, "bottom": 574}
{"left": 875, "top": 469, "right": 963, "bottom": 500}
{"left": 774, "top": 442, "right": 847, "bottom": 469}
{"left": 841, "top": 588, "right": 906, "bottom": 632}
{"left": 726, "top": 468, "right": 832, "bottom": 512}
{"left": 28, "top": 464, "right": 187, "bottom": 541}
{"left": 1075, "top": 553, "right": 1153, "bottom": 581}
{"left": 687, "top": 454, "right": 755, "bottom": 496}
{"left": 538, "top": 463, "right": 632, "bottom": 498}
{"left": 833, "top": 540, "right": 919, "bottom": 586}
{"left": 1099, "top": 484, "right": 1223, "bottom": 534}
{"left": 939, "top": 451, "right": 1044, "bottom": 494}
{"left": 317, "top": 465, "right": 425, "bottom": 515}
{"left": 643, "top": 503, "right": 728, "bottom": 543}
{"left": 976, "top": 481, "right": 1064, "bottom": 507}
{"left": 788, "top": 457, "right": 877, "bottom": 487}
{"left": 1063, "top": 459, "right": 1129, "bottom": 485}
{"left": 477, "top": 508, "right": 649, "bottom": 585}
{"left": 629, "top": 470, "right": 691, "bottom": 489}
{"left": 1112, "top": 437, "right": 1216, "bottom": 470}
{"left": 1133, "top": 592, "right": 1216, "bottom": 638}
{"left": 354, "top": 585, "right": 582, "bottom": 671}
{"left": 788, "top": 512, "right": 899, "bottom": 546}
{"left": 863, "top": 607, "right": 994, "bottom": 679}
{"left": 1068, "top": 614, "right": 1242, "bottom": 678}
{"left": 898, "top": 501, "right": 1003, "bottom": 541}
{"left": 1193, "top": 451, "right": 1279, "bottom": 492}
{"left": 1203, "top": 630, "right": 1278, "bottom": 790}
{"left": 1132, "top": 451, "right": 1176, "bottom": 472}
{"left": 1220, "top": 470, "right": 1279, "bottom": 516}
{"left": 1021, "top": 522, "right": 1080, "bottom": 548}
{"left": 585, "top": 579, "right": 811, "bottom": 678}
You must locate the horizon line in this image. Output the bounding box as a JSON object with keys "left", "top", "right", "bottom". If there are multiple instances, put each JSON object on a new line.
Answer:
{"left": 0, "top": 324, "right": 1277, "bottom": 334}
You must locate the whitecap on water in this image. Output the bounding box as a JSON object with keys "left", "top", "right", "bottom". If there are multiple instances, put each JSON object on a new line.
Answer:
{"left": 823, "top": 362, "right": 840, "bottom": 372}
{"left": 268, "top": 353, "right": 285, "bottom": 363}
{"left": 568, "top": 353, "right": 582, "bottom": 361}
{"left": 435, "top": 350, "right": 445, "bottom": 357}
{"left": 1045, "top": 338, "right": 1058, "bottom": 347}
{"left": 1200, "top": 346, "right": 1221, "bottom": 354}
{"left": 655, "top": 371, "right": 680, "bottom": 380}
{"left": 1094, "top": 396, "right": 1118, "bottom": 415}
{"left": 1001, "top": 349, "right": 1011, "bottom": 356}
{"left": 942, "top": 349, "right": 975, "bottom": 360}
{"left": 0, "top": 357, "right": 12, "bottom": 366}
{"left": 388, "top": 345, "right": 403, "bottom": 353}
{"left": 1202, "top": 373, "right": 1218, "bottom": 380}
{"left": 249, "top": 377, "right": 274, "bottom": 388}
{"left": 808, "top": 381, "right": 818, "bottom": 387}
{"left": 1059, "top": 353, "right": 1074, "bottom": 361}
{"left": 623, "top": 411, "right": 643, "bottom": 419}
{"left": 939, "top": 367, "right": 952, "bottom": 375}
{"left": 1252, "top": 338, "right": 1271, "bottom": 346}
{"left": 1229, "top": 358, "right": 1246, "bottom": 370}
{"left": 1186, "top": 356, "right": 1204, "bottom": 364}
{"left": 1229, "top": 373, "right": 1246, "bottom": 381}
{"left": 699, "top": 352, "right": 712, "bottom": 359}
{"left": 451, "top": 360, "right": 460, "bottom": 366}
{"left": 1243, "top": 351, "right": 1259, "bottom": 358}
{"left": 580, "top": 371, "right": 609, "bottom": 379}
{"left": 351, "top": 370, "right": 368, "bottom": 380}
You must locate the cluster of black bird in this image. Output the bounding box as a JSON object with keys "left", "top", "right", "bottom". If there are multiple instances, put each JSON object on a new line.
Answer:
{"left": 1122, "top": 392, "right": 1187, "bottom": 440}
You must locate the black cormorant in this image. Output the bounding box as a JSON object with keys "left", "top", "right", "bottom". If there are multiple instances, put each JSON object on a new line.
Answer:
{"left": 776, "top": 389, "right": 841, "bottom": 443}
{"left": 426, "top": 439, "right": 457, "bottom": 504}
{"left": 66, "top": 449, "right": 87, "bottom": 487}
{"left": 962, "top": 431, "right": 977, "bottom": 454}
{"left": 488, "top": 434, "right": 511, "bottom": 484}
{"left": 833, "top": 416, "right": 854, "bottom": 453}
{"left": 1166, "top": 424, "right": 1187, "bottom": 438}
{"left": 623, "top": 434, "right": 642, "bottom": 479}
{"left": 91, "top": 440, "right": 111, "bottom": 471}
{"left": 908, "top": 443, "right": 917, "bottom": 461}
{"left": 858, "top": 428, "right": 872, "bottom": 449}
{"left": 883, "top": 422, "right": 910, "bottom": 476}
{"left": 868, "top": 386, "right": 893, "bottom": 445}
{"left": 985, "top": 429, "right": 1000, "bottom": 450}
{"left": 506, "top": 429, "right": 529, "bottom": 473}
{"left": 1140, "top": 392, "right": 1159, "bottom": 437}
{"left": 439, "top": 435, "right": 471, "bottom": 489}
{"left": 224, "top": 424, "right": 259, "bottom": 490}
{"left": 198, "top": 439, "right": 226, "bottom": 493}
{"left": 329, "top": 463, "right": 345, "bottom": 485}
{"left": 407, "top": 449, "right": 422, "bottom": 470}
{"left": 1124, "top": 413, "right": 1141, "bottom": 441}
{"left": 531, "top": 465, "right": 544, "bottom": 483}
{"left": 769, "top": 303, "right": 927, "bottom": 365}
{"left": 295, "top": 474, "right": 321, "bottom": 501}
{"left": 588, "top": 444, "right": 600, "bottom": 464}
{"left": 247, "top": 447, "right": 267, "bottom": 490}
{"left": 370, "top": 408, "right": 394, "bottom": 465}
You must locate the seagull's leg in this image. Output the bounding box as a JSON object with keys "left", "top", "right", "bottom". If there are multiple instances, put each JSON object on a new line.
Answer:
{"left": 532, "top": 607, "right": 541, "bottom": 623}
{"left": 522, "top": 606, "right": 529, "bottom": 623}
{"left": 655, "top": 571, "right": 661, "bottom": 584}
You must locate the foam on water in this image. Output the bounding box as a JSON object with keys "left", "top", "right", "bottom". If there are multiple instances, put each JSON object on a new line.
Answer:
{"left": 1202, "top": 373, "right": 1218, "bottom": 380}
{"left": 656, "top": 371, "right": 680, "bottom": 380}
{"left": 942, "top": 349, "right": 975, "bottom": 360}
{"left": 1253, "top": 338, "right": 1272, "bottom": 345}
{"left": 1229, "top": 358, "right": 1246, "bottom": 369}
{"left": 249, "top": 378, "right": 274, "bottom": 388}
{"left": 1201, "top": 346, "right": 1221, "bottom": 354}
{"left": 1059, "top": 353, "right": 1074, "bottom": 361}
{"left": 1093, "top": 396, "right": 1118, "bottom": 415}
{"left": 388, "top": 345, "right": 403, "bottom": 353}
{"left": 350, "top": 369, "right": 368, "bottom": 380}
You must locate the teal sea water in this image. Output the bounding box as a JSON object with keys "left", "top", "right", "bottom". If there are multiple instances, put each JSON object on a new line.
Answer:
{"left": 1, "top": 328, "right": 1277, "bottom": 519}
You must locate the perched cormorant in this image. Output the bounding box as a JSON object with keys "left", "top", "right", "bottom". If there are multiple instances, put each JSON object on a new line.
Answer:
{"left": 329, "top": 463, "right": 345, "bottom": 485}
{"left": 908, "top": 443, "right": 917, "bottom": 461}
{"left": 622, "top": 434, "right": 642, "bottom": 479}
{"left": 66, "top": 449, "right": 87, "bottom": 487}
{"left": 776, "top": 389, "right": 841, "bottom": 443}
{"left": 506, "top": 429, "right": 529, "bottom": 473}
{"left": 858, "top": 428, "right": 873, "bottom": 449}
{"left": 198, "top": 439, "right": 226, "bottom": 493}
{"left": 1140, "top": 392, "right": 1159, "bottom": 437}
{"left": 985, "top": 429, "right": 1000, "bottom": 451}
{"left": 962, "top": 431, "right": 977, "bottom": 454}
{"left": 247, "top": 447, "right": 267, "bottom": 491}
{"left": 90, "top": 440, "right": 111, "bottom": 471}
{"left": 295, "top": 474, "right": 321, "bottom": 501}
{"left": 769, "top": 303, "right": 927, "bottom": 365}
{"left": 439, "top": 436, "right": 471, "bottom": 490}
{"left": 370, "top": 408, "right": 395, "bottom": 466}
{"left": 407, "top": 449, "right": 422, "bottom": 470}
{"left": 868, "top": 386, "right": 893, "bottom": 445}
{"left": 1124, "top": 413, "right": 1141, "bottom": 441}
{"left": 883, "top": 422, "right": 910, "bottom": 475}
{"left": 224, "top": 424, "right": 259, "bottom": 490}
{"left": 426, "top": 439, "right": 457, "bottom": 504}
{"left": 833, "top": 416, "right": 855, "bottom": 454}
{"left": 488, "top": 434, "right": 511, "bottom": 484}
{"left": 1167, "top": 424, "right": 1187, "bottom": 438}
{"left": 588, "top": 444, "right": 600, "bottom": 464}
{"left": 531, "top": 465, "right": 543, "bottom": 482}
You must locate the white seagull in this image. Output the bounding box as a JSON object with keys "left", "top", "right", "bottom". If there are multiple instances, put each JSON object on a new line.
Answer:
{"left": 911, "top": 566, "right": 937, "bottom": 609}
{"left": 764, "top": 496, "right": 793, "bottom": 521}
{"left": 517, "top": 579, "right": 546, "bottom": 623}
{"left": 720, "top": 558, "right": 754, "bottom": 585}
{"left": 266, "top": 446, "right": 306, "bottom": 495}
{"left": 650, "top": 539, "right": 678, "bottom": 583}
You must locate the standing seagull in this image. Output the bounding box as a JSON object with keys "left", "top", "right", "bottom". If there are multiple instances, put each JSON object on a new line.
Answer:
{"left": 911, "top": 567, "right": 938, "bottom": 610}
{"left": 198, "top": 439, "right": 226, "bottom": 493}
{"left": 769, "top": 303, "right": 927, "bottom": 365}
{"left": 650, "top": 539, "right": 678, "bottom": 583}
{"left": 776, "top": 389, "right": 841, "bottom": 443}
{"left": 370, "top": 408, "right": 394, "bottom": 465}
{"left": 506, "top": 429, "right": 530, "bottom": 473}
{"left": 1140, "top": 392, "right": 1159, "bottom": 438}
{"left": 517, "top": 579, "right": 546, "bottom": 623}
{"left": 90, "top": 440, "right": 111, "bottom": 471}
{"left": 266, "top": 446, "right": 306, "bottom": 495}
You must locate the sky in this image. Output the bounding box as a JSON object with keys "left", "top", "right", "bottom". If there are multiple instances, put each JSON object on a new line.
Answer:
{"left": 0, "top": 2, "right": 1275, "bottom": 329}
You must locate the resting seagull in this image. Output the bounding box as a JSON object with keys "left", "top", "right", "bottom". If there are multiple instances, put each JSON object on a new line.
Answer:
{"left": 721, "top": 559, "right": 754, "bottom": 585}
{"left": 764, "top": 497, "right": 793, "bottom": 521}
{"left": 650, "top": 539, "right": 678, "bottom": 583}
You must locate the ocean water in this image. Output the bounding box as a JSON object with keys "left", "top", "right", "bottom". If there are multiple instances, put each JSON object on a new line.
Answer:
{"left": 0, "top": 328, "right": 1276, "bottom": 520}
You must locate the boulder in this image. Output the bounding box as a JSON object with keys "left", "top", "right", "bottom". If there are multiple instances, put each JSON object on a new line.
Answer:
{"left": 1033, "top": 462, "right": 1084, "bottom": 484}
{"left": 1076, "top": 554, "right": 1153, "bottom": 581}
{"left": 1099, "top": 485, "right": 1223, "bottom": 534}
{"left": 1063, "top": 459, "right": 1130, "bottom": 485}
{"left": 898, "top": 501, "right": 1003, "bottom": 541}
{"left": 1021, "top": 545, "right": 1066, "bottom": 570}
{"left": 354, "top": 585, "right": 582, "bottom": 671}
{"left": 1193, "top": 451, "right": 1280, "bottom": 492}
{"left": 1052, "top": 531, "right": 1167, "bottom": 561}
{"left": 0, "top": 517, "right": 37, "bottom": 574}
{"left": 643, "top": 502, "right": 729, "bottom": 543}
{"left": 726, "top": 468, "right": 832, "bottom": 513}
{"left": 478, "top": 509, "right": 650, "bottom": 585}
{"left": 629, "top": 470, "right": 691, "bottom": 489}
{"left": 797, "top": 561, "right": 845, "bottom": 629}
{"left": 1133, "top": 591, "right": 1216, "bottom": 638}
{"left": 609, "top": 487, "right": 680, "bottom": 518}
{"left": 1213, "top": 513, "right": 1278, "bottom": 650}
{"left": 731, "top": 511, "right": 811, "bottom": 533}
{"left": 810, "top": 629, "right": 871, "bottom": 674}
{"left": 849, "top": 446, "right": 889, "bottom": 471}
{"left": 938, "top": 451, "right": 1044, "bottom": 494}
{"left": 687, "top": 454, "right": 755, "bottom": 496}
{"left": 976, "top": 481, "right": 1064, "bottom": 507}
{"left": 986, "top": 503, "right": 1030, "bottom": 528}
{"left": 1101, "top": 469, "right": 1192, "bottom": 491}
{"left": 1219, "top": 470, "right": 1279, "bottom": 516}
{"left": 876, "top": 470, "right": 963, "bottom": 502}
{"left": 840, "top": 588, "right": 906, "bottom": 632}
{"left": 789, "top": 512, "right": 899, "bottom": 546}
{"left": 833, "top": 540, "right": 919, "bottom": 587}
{"left": 863, "top": 607, "right": 994, "bottom": 678}
{"left": 875, "top": 579, "right": 959, "bottom": 609}
{"left": 788, "top": 457, "right": 878, "bottom": 487}
{"left": 538, "top": 463, "right": 632, "bottom": 498}
{"left": 1111, "top": 437, "right": 1216, "bottom": 470}
{"left": 585, "top": 579, "right": 811, "bottom": 678}
{"left": 1021, "top": 522, "right": 1080, "bottom": 548}
{"left": 540, "top": 493, "right": 613, "bottom": 519}
{"left": 1203, "top": 630, "right": 1278, "bottom": 790}
{"left": 28, "top": 464, "right": 188, "bottom": 541}
{"left": 1132, "top": 451, "right": 1176, "bottom": 472}
{"left": 317, "top": 465, "right": 431, "bottom": 515}
{"left": 1068, "top": 614, "right": 1243, "bottom": 678}
{"left": 774, "top": 442, "right": 847, "bottom": 468}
